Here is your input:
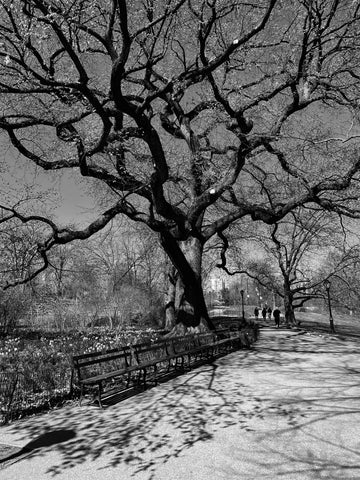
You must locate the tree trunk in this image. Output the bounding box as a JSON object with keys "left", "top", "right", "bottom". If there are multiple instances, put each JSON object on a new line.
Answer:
{"left": 164, "top": 265, "right": 177, "bottom": 331}
{"left": 283, "top": 280, "right": 297, "bottom": 327}
{"left": 160, "top": 231, "right": 215, "bottom": 333}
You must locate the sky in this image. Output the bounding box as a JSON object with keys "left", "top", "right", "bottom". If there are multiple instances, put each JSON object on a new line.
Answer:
{"left": 0, "top": 134, "right": 98, "bottom": 227}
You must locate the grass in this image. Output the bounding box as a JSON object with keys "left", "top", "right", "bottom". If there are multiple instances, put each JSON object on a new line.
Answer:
{"left": 210, "top": 304, "right": 360, "bottom": 338}
{"left": 296, "top": 310, "right": 360, "bottom": 338}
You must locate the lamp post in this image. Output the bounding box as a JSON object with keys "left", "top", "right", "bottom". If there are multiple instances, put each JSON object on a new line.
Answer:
{"left": 240, "top": 289, "right": 245, "bottom": 320}
{"left": 324, "top": 279, "right": 335, "bottom": 333}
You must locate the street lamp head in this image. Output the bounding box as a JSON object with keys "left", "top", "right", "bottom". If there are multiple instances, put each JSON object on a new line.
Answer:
{"left": 324, "top": 279, "right": 331, "bottom": 290}
{"left": 240, "top": 289, "right": 244, "bottom": 295}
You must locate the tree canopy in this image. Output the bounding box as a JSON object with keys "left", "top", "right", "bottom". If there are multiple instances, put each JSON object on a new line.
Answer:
{"left": 2, "top": 0, "right": 360, "bottom": 328}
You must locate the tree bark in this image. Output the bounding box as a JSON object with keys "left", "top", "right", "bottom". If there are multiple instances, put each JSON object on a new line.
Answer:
{"left": 160, "top": 231, "right": 215, "bottom": 333}
{"left": 164, "top": 266, "right": 177, "bottom": 331}
{"left": 283, "top": 279, "right": 297, "bottom": 327}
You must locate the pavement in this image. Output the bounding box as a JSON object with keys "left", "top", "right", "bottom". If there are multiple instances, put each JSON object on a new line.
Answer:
{"left": 1, "top": 326, "right": 360, "bottom": 480}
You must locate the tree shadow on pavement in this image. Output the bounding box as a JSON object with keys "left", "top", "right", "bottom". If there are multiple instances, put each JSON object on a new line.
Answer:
{"left": 4, "top": 363, "right": 262, "bottom": 477}
{"left": 4, "top": 331, "right": 360, "bottom": 479}
{"left": 216, "top": 332, "right": 360, "bottom": 479}
{"left": 0, "top": 429, "right": 76, "bottom": 469}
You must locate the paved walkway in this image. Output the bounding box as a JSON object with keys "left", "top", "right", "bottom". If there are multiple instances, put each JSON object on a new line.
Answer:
{"left": 1, "top": 327, "right": 360, "bottom": 480}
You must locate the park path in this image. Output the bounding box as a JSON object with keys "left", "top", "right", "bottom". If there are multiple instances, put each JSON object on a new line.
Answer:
{"left": 1, "top": 327, "right": 360, "bottom": 480}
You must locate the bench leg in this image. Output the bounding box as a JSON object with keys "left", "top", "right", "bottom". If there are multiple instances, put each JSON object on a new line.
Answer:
{"left": 142, "top": 368, "right": 147, "bottom": 389}
{"left": 79, "top": 384, "right": 84, "bottom": 406}
{"left": 174, "top": 357, "right": 181, "bottom": 371}
{"left": 181, "top": 355, "right": 187, "bottom": 371}
{"left": 126, "top": 372, "right": 131, "bottom": 389}
{"left": 97, "top": 382, "right": 103, "bottom": 409}
{"left": 172, "top": 355, "right": 185, "bottom": 372}
{"left": 154, "top": 364, "right": 158, "bottom": 386}
{"left": 135, "top": 369, "right": 142, "bottom": 386}
{"left": 187, "top": 353, "right": 192, "bottom": 370}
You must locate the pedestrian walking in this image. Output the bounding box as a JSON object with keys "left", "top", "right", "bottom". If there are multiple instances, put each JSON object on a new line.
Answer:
{"left": 273, "top": 308, "right": 281, "bottom": 328}
{"left": 267, "top": 307, "right": 272, "bottom": 320}
{"left": 254, "top": 307, "right": 259, "bottom": 320}
{"left": 262, "top": 307, "right": 267, "bottom": 321}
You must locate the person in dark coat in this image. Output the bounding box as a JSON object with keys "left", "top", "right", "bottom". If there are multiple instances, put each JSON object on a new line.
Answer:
{"left": 273, "top": 308, "right": 281, "bottom": 328}
{"left": 267, "top": 307, "right": 272, "bottom": 319}
{"left": 262, "top": 307, "right": 267, "bottom": 321}
{"left": 254, "top": 307, "right": 259, "bottom": 320}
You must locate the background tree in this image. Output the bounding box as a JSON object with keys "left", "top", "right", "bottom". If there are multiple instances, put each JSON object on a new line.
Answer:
{"left": 217, "top": 209, "right": 360, "bottom": 325}
{"left": 2, "top": 1, "right": 360, "bottom": 331}
{"left": 248, "top": 210, "right": 344, "bottom": 325}
{"left": 84, "top": 222, "right": 166, "bottom": 327}
{"left": 0, "top": 219, "right": 46, "bottom": 330}
{"left": 317, "top": 243, "right": 360, "bottom": 314}
{"left": 42, "top": 221, "right": 167, "bottom": 329}
{"left": 0, "top": 216, "right": 167, "bottom": 331}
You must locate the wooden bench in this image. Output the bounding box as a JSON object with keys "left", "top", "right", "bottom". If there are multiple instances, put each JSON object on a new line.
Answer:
{"left": 73, "top": 339, "right": 181, "bottom": 407}
{"left": 72, "top": 347, "right": 135, "bottom": 407}
{"left": 72, "top": 329, "right": 247, "bottom": 407}
{"left": 129, "top": 339, "right": 172, "bottom": 387}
